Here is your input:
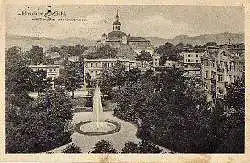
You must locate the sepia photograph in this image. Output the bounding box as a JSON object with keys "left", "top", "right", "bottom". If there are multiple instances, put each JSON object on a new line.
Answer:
{"left": 4, "top": 4, "right": 245, "bottom": 155}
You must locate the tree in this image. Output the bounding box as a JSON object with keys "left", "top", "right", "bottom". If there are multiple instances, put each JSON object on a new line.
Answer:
{"left": 204, "top": 42, "right": 217, "bottom": 47}
{"left": 85, "top": 45, "right": 117, "bottom": 59}
{"left": 62, "top": 143, "right": 81, "bottom": 153}
{"left": 224, "top": 79, "right": 245, "bottom": 110}
{"left": 84, "top": 72, "right": 92, "bottom": 88}
{"left": 5, "top": 47, "right": 36, "bottom": 106}
{"left": 100, "top": 61, "right": 127, "bottom": 97}
{"left": 121, "top": 142, "right": 140, "bottom": 153}
{"left": 27, "top": 45, "right": 44, "bottom": 65}
{"left": 113, "top": 68, "right": 211, "bottom": 153}
{"left": 91, "top": 140, "right": 117, "bottom": 153}
{"left": 175, "top": 42, "right": 184, "bottom": 53}
{"left": 155, "top": 42, "right": 180, "bottom": 64}
{"left": 213, "top": 79, "right": 245, "bottom": 153}
{"left": 58, "top": 62, "right": 82, "bottom": 98}
{"left": 138, "top": 140, "right": 162, "bottom": 153}
{"left": 121, "top": 141, "right": 162, "bottom": 153}
{"left": 6, "top": 89, "right": 73, "bottom": 153}
{"left": 136, "top": 50, "right": 153, "bottom": 67}
{"left": 33, "top": 69, "right": 52, "bottom": 94}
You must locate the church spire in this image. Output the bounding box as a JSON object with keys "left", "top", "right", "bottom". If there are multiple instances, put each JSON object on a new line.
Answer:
{"left": 116, "top": 9, "right": 119, "bottom": 19}
{"left": 113, "top": 9, "right": 121, "bottom": 31}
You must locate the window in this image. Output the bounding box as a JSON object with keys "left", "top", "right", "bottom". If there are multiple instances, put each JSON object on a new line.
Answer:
{"left": 218, "top": 75, "right": 223, "bottom": 82}
{"left": 188, "top": 54, "right": 190, "bottom": 57}
{"left": 90, "top": 63, "right": 93, "bottom": 67}
{"left": 196, "top": 60, "right": 199, "bottom": 63}
{"left": 205, "top": 84, "right": 208, "bottom": 90}
{"left": 220, "top": 61, "right": 223, "bottom": 66}
{"left": 205, "top": 71, "right": 209, "bottom": 78}
{"left": 225, "top": 62, "right": 228, "bottom": 71}
{"left": 187, "top": 59, "right": 191, "bottom": 62}
{"left": 211, "top": 61, "right": 215, "bottom": 67}
{"left": 211, "top": 71, "right": 216, "bottom": 79}
{"left": 196, "top": 54, "right": 199, "bottom": 58}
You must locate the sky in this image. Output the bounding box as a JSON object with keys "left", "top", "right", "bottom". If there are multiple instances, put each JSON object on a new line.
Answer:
{"left": 6, "top": 5, "right": 244, "bottom": 40}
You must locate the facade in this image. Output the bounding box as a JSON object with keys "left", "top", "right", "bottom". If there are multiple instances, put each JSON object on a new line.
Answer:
{"left": 97, "top": 10, "right": 154, "bottom": 55}
{"left": 84, "top": 58, "right": 137, "bottom": 79}
{"left": 180, "top": 47, "right": 244, "bottom": 101}
{"left": 201, "top": 48, "right": 244, "bottom": 100}
{"left": 165, "top": 60, "right": 180, "bottom": 68}
{"left": 181, "top": 52, "right": 203, "bottom": 77}
{"left": 152, "top": 54, "right": 160, "bottom": 68}
{"left": 29, "top": 64, "right": 60, "bottom": 80}
{"left": 29, "top": 64, "right": 61, "bottom": 89}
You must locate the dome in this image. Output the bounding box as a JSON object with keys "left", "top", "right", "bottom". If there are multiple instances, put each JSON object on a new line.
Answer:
{"left": 113, "top": 20, "right": 121, "bottom": 25}
{"left": 107, "top": 31, "right": 127, "bottom": 40}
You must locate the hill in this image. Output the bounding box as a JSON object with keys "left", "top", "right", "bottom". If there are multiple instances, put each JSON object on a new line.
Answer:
{"left": 5, "top": 34, "right": 96, "bottom": 51}
{"left": 146, "top": 32, "right": 244, "bottom": 47}
{"left": 6, "top": 32, "right": 244, "bottom": 51}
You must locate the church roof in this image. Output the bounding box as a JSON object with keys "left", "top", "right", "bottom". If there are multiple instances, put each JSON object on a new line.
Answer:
{"left": 107, "top": 31, "right": 127, "bottom": 39}
{"left": 128, "top": 36, "right": 150, "bottom": 42}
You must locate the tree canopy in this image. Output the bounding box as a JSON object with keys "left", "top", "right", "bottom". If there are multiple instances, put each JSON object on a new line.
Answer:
{"left": 85, "top": 45, "right": 117, "bottom": 59}
{"left": 6, "top": 89, "right": 73, "bottom": 153}
{"left": 5, "top": 46, "right": 74, "bottom": 153}
{"left": 91, "top": 140, "right": 117, "bottom": 153}
{"left": 155, "top": 42, "right": 180, "bottom": 64}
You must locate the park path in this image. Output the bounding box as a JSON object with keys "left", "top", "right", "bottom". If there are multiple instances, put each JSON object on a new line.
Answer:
{"left": 50, "top": 111, "right": 172, "bottom": 153}
{"left": 71, "top": 111, "right": 141, "bottom": 153}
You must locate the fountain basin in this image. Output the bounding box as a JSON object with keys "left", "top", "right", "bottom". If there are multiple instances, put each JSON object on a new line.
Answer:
{"left": 75, "top": 120, "right": 121, "bottom": 136}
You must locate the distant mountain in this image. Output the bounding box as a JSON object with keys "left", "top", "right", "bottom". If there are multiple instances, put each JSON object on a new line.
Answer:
{"left": 6, "top": 32, "right": 244, "bottom": 51}
{"left": 146, "top": 32, "right": 244, "bottom": 47}
{"left": 6, "top": 34, "right": 96, "bottom": 51}
{"left": 144, "top": 37, "right": 168, "bottom": 48}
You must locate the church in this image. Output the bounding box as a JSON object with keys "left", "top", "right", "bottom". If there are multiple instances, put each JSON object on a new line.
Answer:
{"left": 96, "top": 10, "right": 154, "bottom": 55}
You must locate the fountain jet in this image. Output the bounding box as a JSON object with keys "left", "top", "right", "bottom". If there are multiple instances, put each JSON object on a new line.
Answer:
{"left": 93, "top": 85, "right": 103, "bottom": 128}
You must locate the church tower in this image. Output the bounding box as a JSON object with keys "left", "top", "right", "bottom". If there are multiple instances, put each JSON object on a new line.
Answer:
{"left": 113, "top": 10, "right": 121, "bottom": 31}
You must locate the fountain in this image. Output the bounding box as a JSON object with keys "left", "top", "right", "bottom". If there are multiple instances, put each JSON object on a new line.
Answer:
{"left": 93, "top": 85, "right": 103, "bottom": 128}
{"left": 75, "top": 85, "right": 121, "bottom": 136}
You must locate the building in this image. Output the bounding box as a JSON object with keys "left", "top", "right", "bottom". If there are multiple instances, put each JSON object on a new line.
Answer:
{"left": 181, "top": 52, "right": 203, "bottom": 77}
{"left": 29, "top": 64, "right": 61, "bottom": 89}
{"left": 84, "top": 58, "right": 137, "bottom": 79}
{"left": 84, "top": 10, "right": 160, "bottom": 78}
{"left": 164, "top": 60, "right": 180, "bottom": 68}
{"left": 152, "top": 54, "right": 160, "bottom": 68}
{"left": 97, "top": 10, "right": 154, "bottom": 55}
{"left": 180, "top": 47, "right": 244, "bottom": 102}
{"left": 201, "top": 48, "right": 244, "bottom": 100}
